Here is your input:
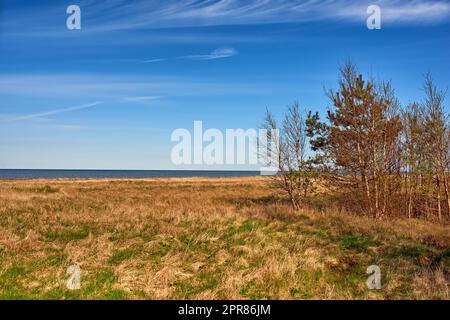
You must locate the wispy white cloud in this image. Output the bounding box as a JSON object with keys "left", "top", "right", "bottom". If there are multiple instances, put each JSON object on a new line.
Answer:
{"left": 0, "top": 96, "right": 162, "bottom": 126}
{"left": 142, "top": 58, "right": 168, "bottom": 63}
{"left": 142, "top": 47, "right": 238, "bottom": 63}
{"left": 181, "top": 47, "right": 238, "bottom": 60}
{"left": 4, "top": 0, "right": 449, "bottom": 37}
{"left": 335, "top": 1, "right": 450, "bottom": 23}
{"left": 100, "top": 0, "right": 449, "bottom": 27}
{"left": 0, "top": 101, "right": 102, "bottom": 122}
{"left": 0, "top": 96, "right": 162, "bottom": 125}
{"left": 0, "top": 74, "right": 270, "bottom": 99}
{"left": 121, "top": 96, "right": 162, "bottom": 102}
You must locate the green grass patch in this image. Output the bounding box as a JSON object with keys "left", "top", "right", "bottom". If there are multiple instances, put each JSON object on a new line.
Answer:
{"left": 388, "top": 245, "right": 435, "bottom": 259}
{"left": 46, "top": 251, "right": 67, "bottom": 267}
{"left": 13, "top": 185, "right": 59, "bottom": 194}
{"left": 337, "top": 233, "right": 381, "bottom": 252}
{"left": 41, "top": 268, "right": 125, "bottom": 300}
{"left": 150, "top": 239, "right": 174, "bottom": 259}
{"left": 43, "top": 226, "right": 90, "bottom": 242}
{"left": 108, "top": 247, "right": 141, "bottom": 265}
{"left": 240, "top": 279, "right": 271, "bottom": 300}
{"left": 175, "top": 271, "right": 220, "bottom": 298}
{"left": 0, "top": 265, "right": 33, "bottom": 299}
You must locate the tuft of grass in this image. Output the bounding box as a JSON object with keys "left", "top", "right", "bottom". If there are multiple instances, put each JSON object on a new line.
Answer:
{"left": 108, "top": 247, "right": 141, "bottom": 265}
{"left": 47, "top": 251, "right": 67, "bottom": 267}
{"left": 240, "top": 279, "right": 271, "bottom": 300}
{"left": 101, "top": 289, "right": 129, "bottom": 300}
{"left": 13, "top": 185, "right": 59, "bottom": 194}
{"left": 338, "top": 233, "right": 381, "bottom": 252}
{"left": 150, "top": 239, "right": 174, "bottom": 259}
{"left": 388, "top": 245, "right": 435, "bottom": 259}
{"left": 175, "top": 271, "right": 220, "bottom": 298}
{"left": 0, "top": 265, "right": 32, "bottom": 299}
{"left": 43, "top": 227, "right": 90, "bottom": 242}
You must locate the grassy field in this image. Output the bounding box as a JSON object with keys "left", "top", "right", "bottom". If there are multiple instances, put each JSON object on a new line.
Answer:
{"left": 0, "top": 177, "right": 448, "bottom": 300}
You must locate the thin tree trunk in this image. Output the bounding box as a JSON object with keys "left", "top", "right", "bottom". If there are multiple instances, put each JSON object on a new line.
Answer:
{"left": 437, "top": 176, "right": 442, "bottom": 222}
{"left": 442, "top": 173, "right": 450, "bottom": 218}
{"left": 406, "top": 170, "right": 413, "bottom": 219}
{"left": 357, "top": 142, "right": 373, "bottom": 216}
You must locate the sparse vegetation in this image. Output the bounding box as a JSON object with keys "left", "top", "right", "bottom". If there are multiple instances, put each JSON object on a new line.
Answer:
{"left": 264, "top": 62, "right": 450, "bottom": 221}
{"left": 0, "top": 177, "right": 448, "bottom": 299}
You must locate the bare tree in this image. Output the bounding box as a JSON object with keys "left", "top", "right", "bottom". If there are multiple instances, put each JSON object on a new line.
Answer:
{"left": 261, "top": 102, "right": 314, "bottom": 209}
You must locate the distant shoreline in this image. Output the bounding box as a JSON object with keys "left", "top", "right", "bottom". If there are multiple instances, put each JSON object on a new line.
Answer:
{"left": 0, "top": 169, "right": 261, "bottom": 180}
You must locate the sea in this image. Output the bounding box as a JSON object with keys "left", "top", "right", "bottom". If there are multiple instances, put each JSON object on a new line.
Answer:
{"left": 0, "top": 169, "right": 261, "bottom": 180}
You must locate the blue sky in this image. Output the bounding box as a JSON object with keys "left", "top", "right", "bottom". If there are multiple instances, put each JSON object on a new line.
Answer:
{"left": 0, "top": 0, "right": 449, "bottom": 170}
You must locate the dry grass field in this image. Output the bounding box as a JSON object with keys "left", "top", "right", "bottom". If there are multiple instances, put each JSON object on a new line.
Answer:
{"left": 0, "top": 177, "right": 448, "bottom": 299}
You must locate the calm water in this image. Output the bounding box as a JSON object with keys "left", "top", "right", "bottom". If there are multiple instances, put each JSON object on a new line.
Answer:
{"left": 0, "top": 169, "right": 261, "bottom": 179}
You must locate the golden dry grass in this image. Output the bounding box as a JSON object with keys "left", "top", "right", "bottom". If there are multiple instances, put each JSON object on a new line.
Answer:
{"left": 0, "top": 177, "right": 448, "bottom": 299}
